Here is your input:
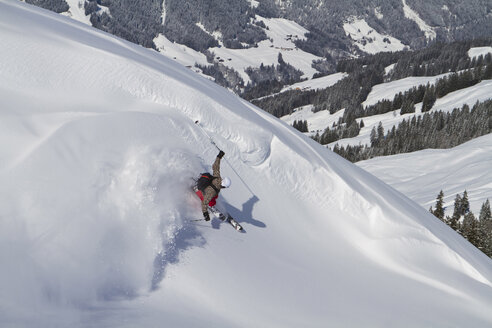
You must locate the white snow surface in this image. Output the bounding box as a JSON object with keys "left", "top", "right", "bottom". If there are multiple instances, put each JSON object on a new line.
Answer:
{"left": 432, "top": 80, "right": 492, "bottom": 112}
{"left": 153, "top": 34, "right": 209, "bottom": 70}
{"left": 363, "top": 73, "right": 450, "bottom": 107}
{"left": 1, "top": 1, "right": 492, "bottom": 327}
{"left": 280, "top": 72, "right": 347, "bottom": 93}
{"left": 358, "top": 133, "right": 492, "bottom": 216}
{"left": 61, "top": 0, "right": 91, "bottom": 25}
{"left": 468, "top": 46, "right": 492, "bottom": 59}
{"left": 343, "top": 17, "right": 407, "bottom": 54}
{"left": 281, "top": 106, "right": 346, "bottom": 133}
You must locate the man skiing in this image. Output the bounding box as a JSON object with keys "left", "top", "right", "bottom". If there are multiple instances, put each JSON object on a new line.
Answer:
{"left": 195, "top": 150, "right": 231, "bottom": 221}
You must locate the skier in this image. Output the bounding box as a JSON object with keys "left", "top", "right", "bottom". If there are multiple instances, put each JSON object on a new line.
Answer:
{"left": 195, "top": 150, "right": 231, "bottom": 221}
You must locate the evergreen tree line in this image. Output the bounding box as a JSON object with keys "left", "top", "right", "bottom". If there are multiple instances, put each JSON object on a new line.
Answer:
{"left": 251, "top": 89, "right": 317, "bottom": 118}
{"left": 162, "top": 0, "right": 265, "bottom": 52}
{"left": 292, "top": 120, "right": 308, "bottom": 133}
{"left": 388, "top": 39, "right": 492, "bottom": 79}
{"left": 332, "top": 100, "right": 492, "bottom": 162}
{"left": 195, "top": 63, "right": 244, "bottom": 93}
{"left": 430, "top": 190, "right": 492, "bottom": 259}
{"left": 251, "top": 39, "right": 492, "bottom": 122}
{"left": 26, "top": 0, "right": 69, "bottom": 13}
{"left": 311, "top": 120, "right": 363, "bottom": 145}
{"left": 361, "top": 60, "right": 492, "bottom": 118}
{"left": 241, "top": 53, "right": 305, "bottom": 100}
{"left": 87, "top": 0, "right": 163, "bottom": 49}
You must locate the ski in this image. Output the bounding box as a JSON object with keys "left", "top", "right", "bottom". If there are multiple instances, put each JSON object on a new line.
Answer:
{"left": 209, "top": 207, "right": 244, "bottom": 232}
{"left": 218, "top": 213, "right": 243, "bottom": 231}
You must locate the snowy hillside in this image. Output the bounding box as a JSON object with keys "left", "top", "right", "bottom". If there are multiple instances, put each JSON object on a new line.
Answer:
{"left": 343, "top": 17, "right": 408, "bottom": 54}
{"left": 358, "top": 133, "right": 492, "bottom": 216}
{"left": 154, "top": 14, "right": 323, "bottom": 85}
{"left": 2, "top": 1, "right": 492, "bottom": 327}
{"left": 202, "top": 15, "right": 322, "bottom": 83}
{"left": 281, "top": 72, "right": 492, "bottom": 148}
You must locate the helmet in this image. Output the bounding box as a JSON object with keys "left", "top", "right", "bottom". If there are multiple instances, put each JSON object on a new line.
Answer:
{"left": 221, "top": 177, "right": 231, "bottom": 188}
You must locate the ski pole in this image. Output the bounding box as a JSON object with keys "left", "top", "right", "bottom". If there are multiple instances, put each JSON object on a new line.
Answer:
{"left": 195, "top": 120, "right": 221, "bottom": 151}
{"left": 194, "top": 120, "right": 255, "bottom": 196}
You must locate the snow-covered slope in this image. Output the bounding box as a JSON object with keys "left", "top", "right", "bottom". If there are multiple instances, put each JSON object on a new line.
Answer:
{"left": 61, "top": 0, "right": 91, "bottom": 25}
{"left": 280, "top": 72, "right": 347, "bottom": 93}
{"left": 2, "top": 1, "right": 492, "bottom": 327}
{"left": 153, "top": 14, "right": 322, "bottom": 84}
{"left": 363, "top": 73, "right": 450, "bottom": 107}
{"left": 468, "top": 46, "right": 492, "bottom": 59}
{"left": 208, "top": 15, "right": 322, "bottom": 83}
{"left": 358, "top": 133, "right": 492, "bottom": 216}
{"left": 343, "top": 17, "right": 408, "bottom": 54}
{"left": 278, "top": 74, "right": 492, "bottom": 148}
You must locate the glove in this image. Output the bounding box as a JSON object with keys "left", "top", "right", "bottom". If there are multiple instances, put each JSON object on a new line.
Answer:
{"left": 218, "top": 150, "right": 225, "bottom": 159}
{"left": 203, "top": 212, "right": 210, "bottom": 221}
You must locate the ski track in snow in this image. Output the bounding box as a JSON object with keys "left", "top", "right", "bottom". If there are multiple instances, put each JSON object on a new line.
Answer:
{"left": 1, "top": 1, "right": 492, "bottom": 327}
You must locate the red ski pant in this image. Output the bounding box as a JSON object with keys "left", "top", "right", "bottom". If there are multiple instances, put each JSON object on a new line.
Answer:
{"left": 195, "top": 190, "right": 217, "bottom": 207}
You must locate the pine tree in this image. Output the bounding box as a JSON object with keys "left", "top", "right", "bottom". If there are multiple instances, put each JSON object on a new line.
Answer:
{"left": 479, "top": 199, "right": 492, "bottom": 257}
{"left": 370, "top": 126, "right": 377, "bottom": 147}
{"left": 433, "top": 190, "right": 445, "bottom": 221}
{"left": 479, "top": 199, "right": 491, "bottom": 221}
{"left": 376, "top": 121, "right": 384, "bottom": 146}
{"left": 400, "top": 99, "right": 415, "bottom": 115}
{"left": 448, "top": 193, "right": 462, "bottom": 232}
{"left": 461, "top": 190, "right": 470, "bottom": 215}
{"left": 422, "top": 86, "right": 436, "bottom": 112}
{"left": 462, "top": 212, "right": 479, "bottom": 246}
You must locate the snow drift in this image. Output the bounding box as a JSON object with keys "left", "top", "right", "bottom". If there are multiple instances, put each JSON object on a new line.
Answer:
{"left": 1, "top": 1, "right": 492, "bottom": 327}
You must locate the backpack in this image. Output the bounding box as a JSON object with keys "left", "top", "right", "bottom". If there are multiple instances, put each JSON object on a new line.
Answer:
{"left": 196, "top": 173, "right": 217, "bottom": 192}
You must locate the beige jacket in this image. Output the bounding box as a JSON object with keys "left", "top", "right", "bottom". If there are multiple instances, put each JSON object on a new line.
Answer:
{"left": 201, "top": 156, "right": 223, "bottom": 213}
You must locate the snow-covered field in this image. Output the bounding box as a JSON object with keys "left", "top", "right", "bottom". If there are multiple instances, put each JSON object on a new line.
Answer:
{"left": 280, "top": 73, "right": 492, "bottom": 148}
{"left": 280, "top": 72, "right": 347, "bottom": 93}
{"left": 208, "top": 16, "right": 323, "bottom": 83}
{"left": 280, "top": 106, "right": 345, "bottom": 133}
{"left": 153, "top": 14, "right": 323, "bottom": 84}
{"left": 363, "top": 73, "right": 450, "bottom": 107}
{"left": 61, "top": 0, "right": 91, "bottom": 25}
{"left": 469, "top": 46, "right": 492, "bottom": 59}
{"left": 153, "top": 34, "right": 210, "bottom": 71}
{"left": 2, "top": 1, "right": 492, "bottom": 327}
{"left": 358, "top": 133, "right": 492, "bottom": 216}
{"left": 336, "top": 79, "right": 492, "bottom": 147}
{"left": 343, "top": 17, "right": 407, "bottom": 54}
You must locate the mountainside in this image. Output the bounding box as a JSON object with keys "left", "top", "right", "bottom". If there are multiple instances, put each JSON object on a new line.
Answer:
{"left": 27, "top": 0, "right": 492, "bottom": 77}
{"left": 2, "top": 1, "right": 492, "bottom": 327}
